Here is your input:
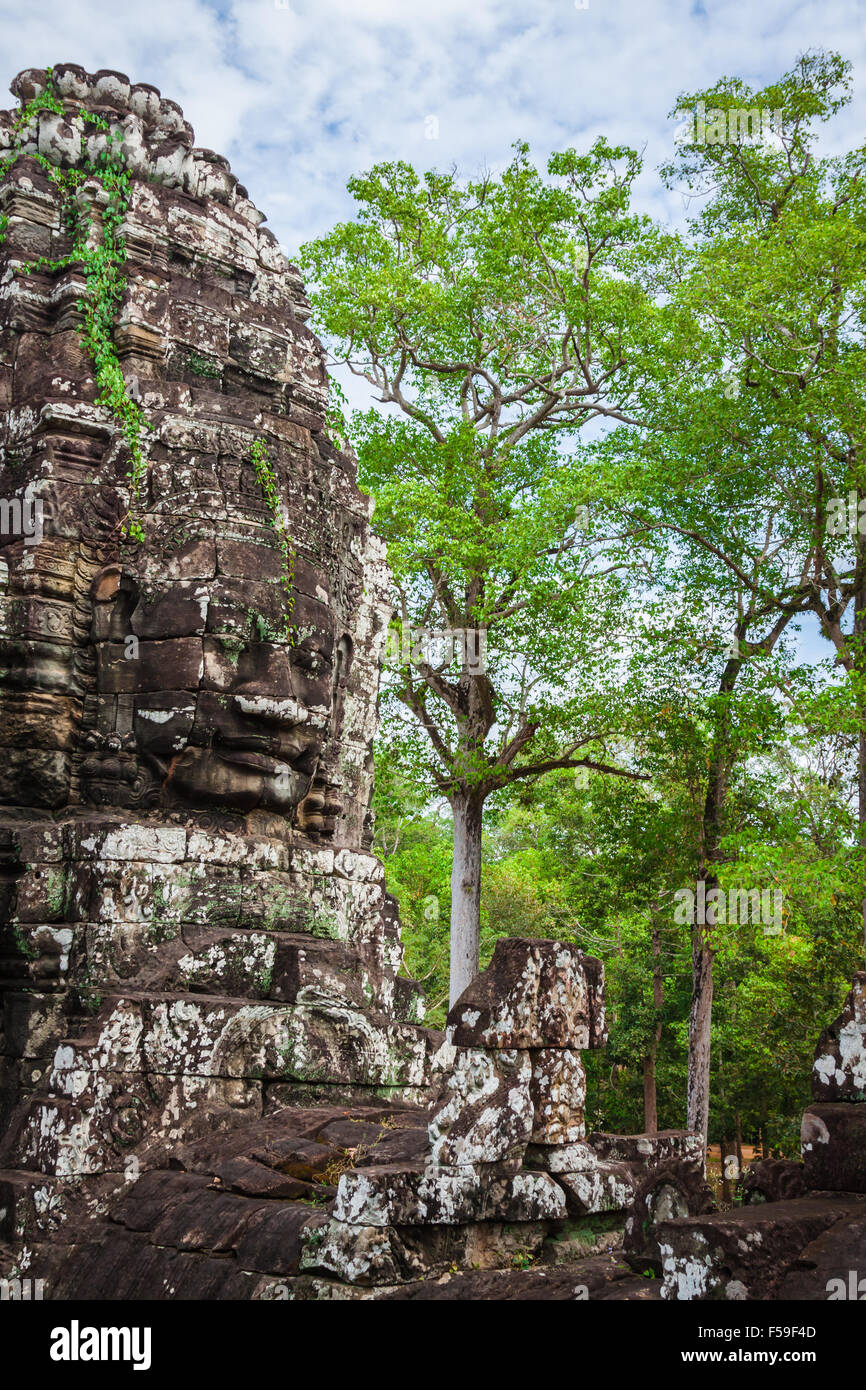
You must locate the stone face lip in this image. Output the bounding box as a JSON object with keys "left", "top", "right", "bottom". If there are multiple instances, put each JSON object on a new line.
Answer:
{"left": 801, "top": 1103, "right": 866, "bottom": 1193}
{"left": 427, "top": 1047, "right": 533, "bottom": 1167}
{"left": 446, "top": 938, "right": 606, "bottom": 1050}
{"left": 812, "top": 972, "right": 866, "bottom": 1102}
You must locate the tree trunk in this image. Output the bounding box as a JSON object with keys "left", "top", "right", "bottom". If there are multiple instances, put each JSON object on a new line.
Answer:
{"left": 643, "top": 920, "right": 664, "bottom": 1134}
{"left": 449, "top": 790, "right": 484, "bottom": 1006}
{"left": 687, "top": 928, "right": 714, "bottom": 1143}
{"left": 643, "top": 1056, "right": 658, "bottom": 1135}
{"left": 686, "top": 690, "right": 735, "bottom": 1150}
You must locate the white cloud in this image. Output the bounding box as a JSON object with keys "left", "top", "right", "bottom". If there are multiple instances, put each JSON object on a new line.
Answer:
{"left": 0, "top": 0, "right": 861, "bottom": 254}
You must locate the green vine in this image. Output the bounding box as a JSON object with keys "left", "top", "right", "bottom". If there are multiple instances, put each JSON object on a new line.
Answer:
{"left": 0, "top": 67, "right": 150, "bottom": 542}
{"left": 251, "top": 437, "right": 296, "bottom": 639}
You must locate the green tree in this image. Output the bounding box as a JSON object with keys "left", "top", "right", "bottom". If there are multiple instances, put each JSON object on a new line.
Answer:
{"left": 300, "top": 142, "right": 663, "bottom": 1002}
{"left": 597, "top": 49, "right": 866, "bottom": 1138}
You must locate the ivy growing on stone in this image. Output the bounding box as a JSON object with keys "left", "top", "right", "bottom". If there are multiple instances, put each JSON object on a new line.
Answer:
{"left": 0, "top": 67, "right": 151, "bottom": 542}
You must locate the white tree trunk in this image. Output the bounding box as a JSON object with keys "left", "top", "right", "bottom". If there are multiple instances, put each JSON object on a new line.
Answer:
{"left": 449, "top": 792, "right": 483, "bottom": 1007}
{"left": 687, "top": 925, "right": 714, "bottom": 1151}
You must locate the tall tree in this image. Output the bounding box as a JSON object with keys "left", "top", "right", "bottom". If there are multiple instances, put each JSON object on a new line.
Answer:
{"left": 299, "top": 143, "right": 663, "bottom": 1001}
{"left": 601, "top": 50, "right": 865, "bottom": 1137}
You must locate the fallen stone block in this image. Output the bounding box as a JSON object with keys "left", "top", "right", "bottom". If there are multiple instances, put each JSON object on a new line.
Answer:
{"left": 656, "top": 1196, "right": 864, "bottom": 1300}
{"left": 525, "top": 1140, "right": 597, "bottom": 1173}
{"left": 589, "top": 1130, "right": 703, "bottom": 1170}
{"left": 775, "top": 1212, "right": 866, "bottom": 1299}
{"left": 333, "top": 1163, "right": 566, "bottom": 1227}
{"left": 301, "top": 1217, "right": 550, "bottom": 1286}
{"left": 741, "top": 1157, "right": 809, "bottom": 1204}
{"left": 556, "top": 1162, "right": 636, "bottom": 1216}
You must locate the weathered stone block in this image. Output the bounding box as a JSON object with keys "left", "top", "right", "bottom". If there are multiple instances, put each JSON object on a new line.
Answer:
{"left": 589, "top": 1129, "right": 704, "bottom": 1170}
{"left": 428, "top": 1047, "right": 533, "bottom": 1166}
{"left": 656, "top": 1196, "right": 863, "bottom": 1301}
{"left": 302, "top": 1217, "right": 550, "bottom": 1287}
{"left": 556, "top": 1162, "right": 636, "bottom": 1216}
{"left": 333, "top": 1163, "right": 566, "bottom": 1227}
{"left": 446, "top": 938, "right": 606, "bottom": 1049}
{"left": 802, "top": 1103, "right": 866, "bottom": 1192}
{"left": 529, "top": 1047, "right": 585, "bottom": 1144}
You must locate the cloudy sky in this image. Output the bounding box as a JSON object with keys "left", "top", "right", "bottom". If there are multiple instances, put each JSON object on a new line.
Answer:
{"left": 1, "top": 0, "right": 863, "bottom": 256}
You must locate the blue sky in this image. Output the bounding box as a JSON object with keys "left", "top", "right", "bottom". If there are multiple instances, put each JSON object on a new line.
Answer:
{"left": 0, "top": 0, "right": 863, "bottom": 254}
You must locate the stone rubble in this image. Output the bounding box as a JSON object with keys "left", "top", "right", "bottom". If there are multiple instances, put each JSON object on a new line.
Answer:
{"left": 652, "top": 974, "right": 866, "bottom": 1300}
{"left": 298, "top": 937, "right": 706, "bottom": 1293}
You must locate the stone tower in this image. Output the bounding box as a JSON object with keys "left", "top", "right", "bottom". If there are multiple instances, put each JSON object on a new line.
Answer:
{"left": 0, "top": 64, "right": 434, "bottom": 1200}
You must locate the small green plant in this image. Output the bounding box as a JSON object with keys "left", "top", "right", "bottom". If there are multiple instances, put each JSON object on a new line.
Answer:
{"left": 12, "top": 924, "right": 38, "bottom": 960}
{"left": 251, "top": 437, "right": 296, "bottom": 639}
{"left": 183, "top": 351, "right": 221, "bottom": 380}
{"left": 324, "top": 377, "right": 351, "bottom": 450}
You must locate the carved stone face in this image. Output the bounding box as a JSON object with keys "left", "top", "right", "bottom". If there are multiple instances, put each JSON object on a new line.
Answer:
{"left": 85, "top": 520, "right": 339, "bottom": 815}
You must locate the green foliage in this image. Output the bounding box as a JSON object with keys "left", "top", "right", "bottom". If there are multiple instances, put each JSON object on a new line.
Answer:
{"left": 298, "top": 137, "right": 665, "bottom": 803}
{"left": 376, "top": 706, "right": 861, "bottom": 1143}
{"left": 183, "top": 352, "right": 222, "bottom": 380}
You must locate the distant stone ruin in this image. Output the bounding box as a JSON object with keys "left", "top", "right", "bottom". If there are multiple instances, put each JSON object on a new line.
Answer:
{"left": 654, "top": 973, "right": 866, "bottom": 1301}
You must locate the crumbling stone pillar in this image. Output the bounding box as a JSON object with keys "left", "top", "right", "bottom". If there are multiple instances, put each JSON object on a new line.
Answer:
{"left": 802, "top": 972, "right": 866, "bottom": 1192}
{"left": 301, "top": 938, "right": 703, "bottom": 1291}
